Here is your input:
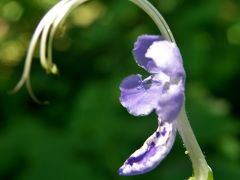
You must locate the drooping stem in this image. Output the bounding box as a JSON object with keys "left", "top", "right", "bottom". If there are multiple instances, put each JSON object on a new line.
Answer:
{"left": 130, "top": 0, "right": 211, "bottom": 179}
{"left": 129, "top": 0, "right": 175, "bottom": 42}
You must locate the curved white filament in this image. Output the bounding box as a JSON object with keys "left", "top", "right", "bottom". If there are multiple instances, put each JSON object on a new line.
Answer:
{"left": 11, "top": 0, "right": 89, "bottom": 103}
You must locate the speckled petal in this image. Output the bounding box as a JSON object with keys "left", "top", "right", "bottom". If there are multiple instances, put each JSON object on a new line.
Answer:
{"left": 118, "top": 120, "right": 177, "bottom": 176}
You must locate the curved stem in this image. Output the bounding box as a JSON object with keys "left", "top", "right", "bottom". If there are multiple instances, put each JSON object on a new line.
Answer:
{"left": 129, "top": 0, "right": 175, "bottom": 42}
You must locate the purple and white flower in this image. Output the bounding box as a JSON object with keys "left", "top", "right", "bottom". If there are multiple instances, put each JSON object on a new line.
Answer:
{"left": 119, "top": 35, "right": 185, "bottom": 175}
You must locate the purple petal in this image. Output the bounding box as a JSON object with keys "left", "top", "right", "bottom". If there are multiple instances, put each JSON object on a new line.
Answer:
{"left": 120, "top": 73, "right": 184, "bottom": 121}
{"left": 133, "top": 35, "right": 185, "bottom": 76}
{"left": 145, "top": 40, "right": 185, "bottom": 76}
{"left": 133, "top": 35, "right": 163, "bottom": 73}
{"left": 120, "top": 74, "right": 143, "bottom": 92}
{"left": 120, "top": 74, "right": 165, "bottom": 116}
{"left": 156, "top": 79, "right": 185, "bottom": 122}
{"left": 118, "top": 121, "right": 177, "bottom": 176}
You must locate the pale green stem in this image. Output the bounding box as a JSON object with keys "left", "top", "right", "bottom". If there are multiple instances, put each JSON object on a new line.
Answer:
{"left": 130, "top": 0, "right": 210, "bottom": 179}
{"left": 129, "top": 0, "right": 175, "bottom": 42}
{"left": 178, "top": 107, "right": 209, "bottom": 180}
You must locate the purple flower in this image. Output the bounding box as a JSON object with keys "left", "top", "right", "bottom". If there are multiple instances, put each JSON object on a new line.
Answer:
{"left": 119, "top": 35, "right": 185, "bottom": 175}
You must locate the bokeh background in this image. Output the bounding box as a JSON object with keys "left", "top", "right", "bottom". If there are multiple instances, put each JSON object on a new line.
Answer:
{"left": 0, "top": 0, "right": 240, "bottom": 179}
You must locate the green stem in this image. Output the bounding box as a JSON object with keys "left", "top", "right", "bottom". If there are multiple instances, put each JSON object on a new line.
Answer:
{"left": 178, "top": 107, "right": 209, "bottom": 180}
{"left": 129, "top": 0, "right": 175, "bottom": 42}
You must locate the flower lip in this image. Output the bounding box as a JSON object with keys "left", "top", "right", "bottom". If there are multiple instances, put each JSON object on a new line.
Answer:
{"left": 126, "top": 142, "right": 156, "bottom": 166}
{"left": 119, "top": 73, "right": 184, "bottom": 121}
{"left": 118, "top": 121, "right": 177, "bottom": 176}
{"left": 120, "top": 74, "right": 165, "bottom": 117}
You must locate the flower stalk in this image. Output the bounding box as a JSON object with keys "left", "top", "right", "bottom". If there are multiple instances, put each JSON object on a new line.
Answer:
{"left": 178, "top": 107, "right": 212, "bottom": 180}
{"left": 130, "top": 0, "right": 213, "bottom": 179}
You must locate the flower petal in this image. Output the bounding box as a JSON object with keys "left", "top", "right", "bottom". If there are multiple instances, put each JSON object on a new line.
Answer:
{"left": 145, "top": 40, "right": 185, "bottom": 76}
{"left": 133, "top": 35, "right": 163, "bottom": 73}
{"left": 133, "top": 35, "right": 185, "bottom": 76}
{"left": 120, "top": 74, "right": 143, "bottom": 92}
{"left": 156, "top": 79, "right": 185, "bottom": 122}
{"left": 120, "top": 74, "right": 165, "bottom": 116}
{"left": 118, "top": 120, "right": 177, "bottom": 176}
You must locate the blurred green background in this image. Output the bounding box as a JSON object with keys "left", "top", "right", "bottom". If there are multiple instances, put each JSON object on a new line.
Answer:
{"left": 0, "top": 0, "right": 240, "bottom": 179}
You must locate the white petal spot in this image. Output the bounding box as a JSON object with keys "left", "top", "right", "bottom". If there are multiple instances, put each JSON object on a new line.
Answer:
{"left": 145, "top": 41, "right": 179, "bottom": 70}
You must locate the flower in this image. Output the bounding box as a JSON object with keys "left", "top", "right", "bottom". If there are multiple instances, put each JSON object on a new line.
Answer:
{"left": 118, "top": 35, "right": 185, "bottom": 175}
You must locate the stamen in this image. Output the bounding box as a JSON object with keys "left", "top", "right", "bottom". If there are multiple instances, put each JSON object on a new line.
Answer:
{"left": 11, "top": 0, "right": 89, "bottom": 103}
